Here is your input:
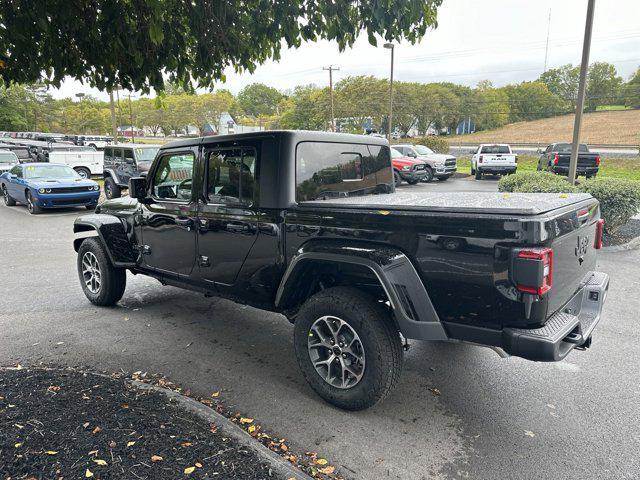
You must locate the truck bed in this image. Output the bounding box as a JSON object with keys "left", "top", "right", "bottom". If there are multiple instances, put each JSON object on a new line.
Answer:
{"left": 302, "top": 191, "right": 594, "bottom": 216}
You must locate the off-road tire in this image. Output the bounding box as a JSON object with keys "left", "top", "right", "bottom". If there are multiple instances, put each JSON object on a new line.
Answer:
{"left": 407, "top": 179, "right": 420, "bottom": 185}
{"left": 422, "top": 167, "right": 434, "bottom": 183}
{"left": 2, "top": 185, "right": 16, "bottom": 206}
{"left": 475, "top": 168, "right": 482, "bottom": 180}
{"left": 77, "top": 237, "right": 126, "bottom": 306}
{"left": 293, "top": 287, "right": 403, "bottom": 410}
{"left": 104, "top": 177, "right": 121, "bottom": 199}
{"left": 471, "top": 164, "right": 476, "bottom": 175}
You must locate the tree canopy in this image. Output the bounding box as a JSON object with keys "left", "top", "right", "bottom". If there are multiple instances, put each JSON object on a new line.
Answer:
{"left": 0, "top": 0, "right": 441, "bottom": 92}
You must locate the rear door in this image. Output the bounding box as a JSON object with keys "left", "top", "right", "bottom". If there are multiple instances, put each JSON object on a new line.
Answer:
{"left": 196, "top": 143, "right": 259, "bottom": 286}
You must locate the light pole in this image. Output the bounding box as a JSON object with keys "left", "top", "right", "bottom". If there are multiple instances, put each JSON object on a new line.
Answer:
{"left": 127, "top": 93, "right": 136, "bottom": 143}
{"left": 568, "top": 0, "right": 595, "bottom": 185}
{"left": 384, "top": 43, "right": 395, "bottom": 143}
{"left": 75, "top": 93, "right": 86, "bottom": 133}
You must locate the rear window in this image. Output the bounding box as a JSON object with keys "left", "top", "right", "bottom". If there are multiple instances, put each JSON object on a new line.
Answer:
{"left": 296, "top": 142, "right": 392, "bottom": 201}
{"left": 554, "top": 143, "right": 588, "bottom": 153}
{"left": 480, "top": 145, "right": 511, "bottom": 154}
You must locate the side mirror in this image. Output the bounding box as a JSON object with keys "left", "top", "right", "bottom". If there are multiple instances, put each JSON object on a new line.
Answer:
{"left": 407, "top": 151, "right": 417, "bottom": 158}
{"left": 129, "top": 177, "right": 147, "bottom": 201}
{"left": 536, "top": 148, "right": 542, "bottom": 154}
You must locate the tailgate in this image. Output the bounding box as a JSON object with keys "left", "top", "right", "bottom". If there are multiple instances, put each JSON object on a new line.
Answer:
{"left": 483, "top": 154, "right": 516, "bottom": 165}
{"left": 545, "top": 201, "right": 601, "bottom": 316}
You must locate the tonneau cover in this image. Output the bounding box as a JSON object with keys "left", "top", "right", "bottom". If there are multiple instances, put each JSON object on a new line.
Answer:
{"left": 301, "top": 191, "right": 594, "bottom": 216}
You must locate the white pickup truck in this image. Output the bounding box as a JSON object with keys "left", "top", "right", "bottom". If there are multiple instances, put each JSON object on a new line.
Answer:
{"left": 48, "top": 147, "right": 103, "bottom": 179}
{"left": 471, "top": 144, "right": 517, "bottom": 180}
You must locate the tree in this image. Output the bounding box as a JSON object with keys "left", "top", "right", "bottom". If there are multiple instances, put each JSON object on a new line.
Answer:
{"left": 237, "top": 84, "right": 283, "bottom": 117}
{"left": 473, "top": 81, "right": 509, "bottom": 131}
{"left": 335, "top": 76, "right": 387, "bottom": 132}
{"left": 501, "top": 81, "right": 560, "bottom": 122}
{"left": 0, "top": 0, "right": 442, "bottom": 92}
{"left": 586, "top": 62, "right": 623, "bottom": 111}
{"left": 623, "top": 67, "right": 640, "bottom": 109}
{"left": 539, "top": 65, "right": 580, "bottom": 106}
{"left": 279, "top": 85, "right": 326, "bottom": 130}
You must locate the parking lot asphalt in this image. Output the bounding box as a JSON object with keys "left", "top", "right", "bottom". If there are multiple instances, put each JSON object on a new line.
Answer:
{"left": 1, "top": 187, "right": 639, "bottom": 480}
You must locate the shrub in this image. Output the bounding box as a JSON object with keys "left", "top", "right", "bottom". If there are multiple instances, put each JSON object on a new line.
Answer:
{"left": 578, "top": 178, "right": 640, "bottom": 233}
{"left": 402, "top": 136, "right": 449, "bottom": 154}
{"left": 498, "top": 172, "right": 578, "bottom": 193}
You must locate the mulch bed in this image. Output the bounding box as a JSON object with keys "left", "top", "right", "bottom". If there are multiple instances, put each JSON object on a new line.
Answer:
{"left": 0, "top": 368, "right": 275, "bottom": 480}
{"left": 602, "top": 218, "right": 640, "bottom": 247}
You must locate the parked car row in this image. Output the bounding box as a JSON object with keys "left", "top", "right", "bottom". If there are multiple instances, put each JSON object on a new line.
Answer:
{"left": 0, "top": 131, "right": 114, "bottom": 150}
{"left": 390, "top": 144, "right": 457, "bottom": 186}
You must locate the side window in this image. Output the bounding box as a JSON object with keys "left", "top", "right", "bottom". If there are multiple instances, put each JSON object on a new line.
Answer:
{"left": 296, "top": 142, "right": 390, "bottom": 201}
{"left": 10, "top": 165, "right": 22, "bottom": 177}
{"left": 206, "top": 147, "right": 257, "bottom": 205}
{"left": 104, "top": 147, "right": 112, "bottom": 162}
{"left": 546, "top": 145, "right": 553, "bottom": 154}
{"left": 114, "top": 148, "right": 124, "bottom": 163}
{"left": 124, "top": 148, "right": 135, "bottom": 164}
{"left": 151, "top": 153, "right": 195, "bottom": 200}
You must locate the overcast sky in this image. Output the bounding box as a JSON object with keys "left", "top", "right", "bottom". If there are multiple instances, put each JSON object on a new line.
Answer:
{"left": 53, "top": 0, "right": 640, "bottom": 101}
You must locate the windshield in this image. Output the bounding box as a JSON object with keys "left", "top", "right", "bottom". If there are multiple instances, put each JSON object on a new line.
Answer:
{"left": 480, "top": 145, "right": 511, "bottom": 154}
{"left": 0, "top": 151, "right": 18, "bottom": 164}
{"left": 135, "top": 147, "right": 160, "bottom": 162}
{"left": 24, "top": 164, "right": 80, "bottom": 179}
{"left": 413, "top": 145, "right": 434, "bottom": 155}
{"left": 390, "top": 148, "right": 404, "bottom": 159}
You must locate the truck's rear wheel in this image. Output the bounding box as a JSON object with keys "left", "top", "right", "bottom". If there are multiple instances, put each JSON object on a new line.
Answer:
{"left": 104, "top": 177, "right": 121, "bottom": 199}
{"left": 293, "top": 287, "right": 403, "bottom": 410}
{"left": 475, "top": 168, "right": 482, "bottom": 180}
{"left": 74, "top": 167, "right": 91, "bottom": 179}
{"left": 77, "top": 238, "right": 126, "bottom": 306}
{"left": 393, "top": 170, "right": 402, "bottom": 187}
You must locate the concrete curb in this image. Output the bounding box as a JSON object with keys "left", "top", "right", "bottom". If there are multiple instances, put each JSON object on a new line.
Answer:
{"left": 131, "top": 380, "right": 313, "bottom": 480}
{"left": 602, "top": 235, "right": 640, "bottom": 253}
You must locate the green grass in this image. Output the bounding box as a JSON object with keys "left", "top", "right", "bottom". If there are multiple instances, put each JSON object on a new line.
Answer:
{"left": 595, "top": 105, "right": 632, "bottom": 112}
{"left": 456, "top": 155, "right": 640, "bottom": 181}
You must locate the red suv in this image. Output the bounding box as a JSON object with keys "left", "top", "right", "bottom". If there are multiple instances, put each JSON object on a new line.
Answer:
{"left": 391, "top": 147, "right": 427, "bottom": 186}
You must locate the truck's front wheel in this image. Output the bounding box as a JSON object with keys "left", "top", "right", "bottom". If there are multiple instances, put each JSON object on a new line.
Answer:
{"left": 293, "top": 287, "right": 403, "bottom": 410}
{"left": 77, "top": 238, "right": 126, "bottom": 306}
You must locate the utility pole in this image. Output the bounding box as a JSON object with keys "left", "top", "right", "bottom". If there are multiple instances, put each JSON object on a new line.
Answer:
{"left": 75, "top": 93, "right": 86, "bottom": 133}
{"left": 384, "top": 43, "right": 395, "bottom": 143}
{"left": 323, "top": 65, "right": 339, "bottom": 131}
{"left": 543, "top": 9, "right": 552, "bottom": 73}
{"left": 568, "top": 0, "right": 595, "bottom": 185}
{"left": 109, "top": 89, "right": 117, "bottom": 140}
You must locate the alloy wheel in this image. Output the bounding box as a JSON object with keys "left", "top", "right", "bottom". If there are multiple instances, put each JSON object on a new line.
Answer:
{"left": 307, "top": 315, "right": 365, "bottom": 389}
{"left": 81, "top": 251, "right": 102, "bottom": 294}
{"left": 26, "top": 194, "right": 33, "bottom": 213}
{"left": 2, "top": 187, "right": 8, "bottom": 204}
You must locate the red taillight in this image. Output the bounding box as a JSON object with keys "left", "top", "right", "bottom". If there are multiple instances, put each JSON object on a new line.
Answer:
{"left": 516, "top": 248, "right": 553, "bottom": 296}
{"left": 594, "top": 219, "right": 604, "bottom": 249}
{"left": 595, "top": 154, "right": 601, "bottom": 166}
{"left": 479, "top": 155, "right": 483, "bottom": 163}
{"left": 554, "top": 153, "right": 559, "bottom": 165}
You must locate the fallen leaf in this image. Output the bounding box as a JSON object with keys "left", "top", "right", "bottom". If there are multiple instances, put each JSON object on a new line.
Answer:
{"left": 185, "top": 342, "right": 193, "bottom": 348}
{"left": 319, "top": 466, "right": 335, "bottom": 475}
{"left": 239, "top": 417, "right": 253, "bottom": 424}
{"left": 127, "top": 441, "right": 136, "bottom": 447}
{"left": 211, "top": 391, "right": 220, "bottom": 398}
{"left": 93, "top": 459, "right": 108, "bottom": 466}
{"left": 181, "top": 442, "right": 193, "bottom": 447}
{"left": 429, "top": 387, "right": 441, "bottom": 396}
{"left": 195, "top": 462, "right": 202, "bottom": 468}
{"left": 14, "top": 443, "right": 23, "bottom": 448}
{"left": 45, "top": 451, "right": 58, "bottom": 455}
{"left": 524, "top": 430, "right": 535, "bottom": 437}
{"left": 280, "top": 444, "right": 288, "bottom": 452}
{"left": 85, "top": 468, "right": 93, "bottom": 478}
{"left": 121, "top": 403, "right": 129, "bottom": 409}
{"left": 83, "top": 422, "right": 90, "bottom": 429}
{"left": 248, "top": 425, "right": 256, "bottom": 434}
{"left": 184, "top": 466, "right": 196, "bottom": 474}
{"left": 151, "top": 455, "right": 163, "bottom": 462}
{"left": 315, "top": 458, "right": 328, "bottom": 465}
{"left": 92, "top": 426, "right": 102, "bottom": 434}
{"left": 56, "top": 342, "right": 64, "bottom": 345}
{"left": 88, "top": 450, "right": 99, "bottom": 456}
{"left": 109, "top": 441, "right": 117, "bottom": 448}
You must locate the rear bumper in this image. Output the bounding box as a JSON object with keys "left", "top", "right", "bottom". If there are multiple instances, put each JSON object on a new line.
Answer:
{"left": 443, "top": 271, "right": 609, "bottom": 362}
{"left": 552, "top": 166, "right": 599, "bottom": 176}
{"left": 503, "top": 271, "right": 609, "bottom": 361}
{"left": 479, "top": 165, "right": 517, "bottom": 174}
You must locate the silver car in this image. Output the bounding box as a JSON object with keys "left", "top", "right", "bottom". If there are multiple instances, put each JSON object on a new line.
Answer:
{"left": 394, "top": 144, "right": 457, "bottom": 182}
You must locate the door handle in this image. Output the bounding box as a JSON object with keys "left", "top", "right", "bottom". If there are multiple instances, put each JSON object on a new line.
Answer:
{"left": 175, "top": 217, "right": 194, "bottom": 230}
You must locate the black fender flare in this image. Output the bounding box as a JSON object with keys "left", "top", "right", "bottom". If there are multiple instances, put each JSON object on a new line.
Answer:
{"left": 102, "top": 168, "right": 121, "bottom": 185}
{"left": 275, "top": 241, "right": 448, "bottom": 341}
{"left": 73, "top": 214, "right": 137, "bottom": 267}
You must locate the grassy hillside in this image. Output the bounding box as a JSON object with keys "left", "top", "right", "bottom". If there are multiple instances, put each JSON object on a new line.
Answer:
{"left": 452, "top": 109, "right": 640, "bottom": 145}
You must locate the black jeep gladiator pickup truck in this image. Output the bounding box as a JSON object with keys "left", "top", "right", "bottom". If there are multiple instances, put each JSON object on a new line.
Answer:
{"left": 74, "top": 131, "right": 609, "bottom": 410}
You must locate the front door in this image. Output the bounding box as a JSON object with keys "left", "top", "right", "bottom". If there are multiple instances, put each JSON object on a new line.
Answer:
{"left": 197, "top": 145, "right": 259, "bottom": 286}
{"left": 140, "top": 149, "right": 198, "bottom": 275}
